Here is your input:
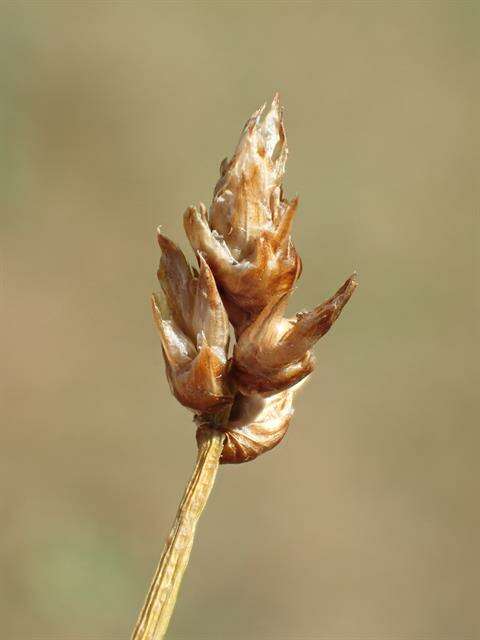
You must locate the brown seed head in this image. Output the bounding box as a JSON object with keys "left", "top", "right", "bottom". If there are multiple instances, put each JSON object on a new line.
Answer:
{"left": 152, "top": 95, "right": 357, "bottom": 463}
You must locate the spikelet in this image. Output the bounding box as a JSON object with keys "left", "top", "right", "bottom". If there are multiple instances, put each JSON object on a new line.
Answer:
{"left": 233, "top": 274, "right": 357, "bottom": 396}
{"left": 152, "top": 95, "right": 357, "bottom": 463}
{"left": 152, "top": 233, "right": 232, "bottom": 414}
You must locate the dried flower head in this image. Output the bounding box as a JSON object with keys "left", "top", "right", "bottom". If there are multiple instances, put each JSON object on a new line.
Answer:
{"left": 135, "top": 95, "right": 358, "bottom": 640}
{"left": 152, "top": 95, "right": 357, "bottom": 464}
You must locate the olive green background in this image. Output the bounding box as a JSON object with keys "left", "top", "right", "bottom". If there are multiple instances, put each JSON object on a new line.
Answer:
{"left": 1, "top": 2, "right": 478, "bottom": 639}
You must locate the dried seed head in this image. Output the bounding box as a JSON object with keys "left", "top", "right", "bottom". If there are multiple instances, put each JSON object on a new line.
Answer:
{"left": 183, "top": 94, "right": 301, "bottom": 332}
{"left": 152, "top": 232, "right": 233, "bottom": 413}
{"left": 153, "top": 95, "right": 357, "bottom": 463}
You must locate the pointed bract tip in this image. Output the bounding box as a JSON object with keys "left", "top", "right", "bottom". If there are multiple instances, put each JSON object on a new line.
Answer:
{"left": 156, "top": 229, "right": 177, "bottom": 254}
{"left": 245, "top": 103, "right": 266, "bottom": 133}
{"left": 346, "top": 272, "right": 359, "bottom": 292}
{"left": 271, "top": 92, "right": 281, "bottom": 111}
{"left": 267, "top": 93, "right": 284, "bottom": 124}
{"left": 327, "top": 274, "right": 358, "bottom": 311}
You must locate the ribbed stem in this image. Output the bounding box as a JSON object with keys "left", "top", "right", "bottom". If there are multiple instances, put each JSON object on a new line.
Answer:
{"left": 131, "top": 429, "right": 225, "bottom": 640}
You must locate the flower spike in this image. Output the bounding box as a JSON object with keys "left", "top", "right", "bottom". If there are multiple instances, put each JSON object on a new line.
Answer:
{"left": 152, "top": 95, "right": 357, "bottom": 462}
{"left": 137, "top": 96, "right": 358, "bottom": 639}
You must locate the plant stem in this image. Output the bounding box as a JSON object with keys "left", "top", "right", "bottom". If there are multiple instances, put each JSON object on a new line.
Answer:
{"left": 131, "top": 428, "right": 225, "bottom": 640}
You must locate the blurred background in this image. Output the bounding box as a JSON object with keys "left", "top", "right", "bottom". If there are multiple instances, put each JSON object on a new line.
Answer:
{"left": 1, "top": 2, "right": 478, "bottom": 639}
